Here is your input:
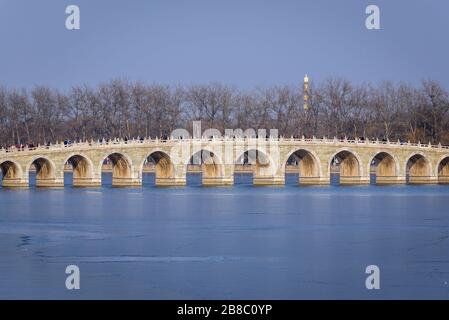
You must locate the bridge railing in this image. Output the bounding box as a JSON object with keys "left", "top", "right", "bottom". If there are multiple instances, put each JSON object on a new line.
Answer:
{"left": 1, "top": 136, "right": 448, "bottom": 154}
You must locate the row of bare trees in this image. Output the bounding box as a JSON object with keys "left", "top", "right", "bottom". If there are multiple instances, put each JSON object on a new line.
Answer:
{"left": 1, "top": 78, "right": 448, "bottom": 147}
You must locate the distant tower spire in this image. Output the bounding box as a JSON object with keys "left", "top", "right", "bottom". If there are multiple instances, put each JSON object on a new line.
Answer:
{"left": 303, "top": 74, "right": 310, "bottom": 111}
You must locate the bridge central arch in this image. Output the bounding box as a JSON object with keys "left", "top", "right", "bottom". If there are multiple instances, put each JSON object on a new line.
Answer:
{"left": 330, "top": 149, "right": 362, "bottom": 185}
{"left": 285, "top": 149, "right": 321, "bottom": 185}
{"left": 235, "top": 148, "right": 278, "bottom": 185}
{"left": 187, "top": 149, "right": 224, "bottom": 185}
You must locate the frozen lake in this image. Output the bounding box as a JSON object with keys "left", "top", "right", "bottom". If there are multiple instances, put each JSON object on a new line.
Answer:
{"left": 0, "top": 173, "right": 449, "bottom": 299}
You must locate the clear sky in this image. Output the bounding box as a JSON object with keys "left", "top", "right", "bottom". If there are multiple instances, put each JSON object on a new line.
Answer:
{"left": 0, "top": 0, "right": 448, "bottom": 90}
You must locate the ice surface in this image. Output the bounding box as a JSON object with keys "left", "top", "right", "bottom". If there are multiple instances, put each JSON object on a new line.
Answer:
{"left": 0, "top": 173, "right": 449, "bottom": 299}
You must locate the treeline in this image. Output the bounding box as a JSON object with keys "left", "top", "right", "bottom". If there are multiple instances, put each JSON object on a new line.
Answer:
{"left": 0, "top": 78, "right": 448, "bottom": 147}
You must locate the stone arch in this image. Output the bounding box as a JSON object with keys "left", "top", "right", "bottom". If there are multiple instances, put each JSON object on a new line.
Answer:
{"left": 100, "top": 152, "right": 133, "bottom": 186}
{"left": 27, "top": 157, "right": 57, "bottom": 187}
{"left": 285, "top": 148, "right": 322, "bottom": 179}
{"left": 0, "top": 159, "right": 23, "bottom": 186}
{"left": 141, "top": 150, "right": 175, "bottom": 185}
{"left": 437, "top": 155, "right": 449, "bottom": 184}
{"left": 406, "top": 153, "right": 431, "bottom": 184}
{"left": 188, "top": 149, "right": 224, "bottom": 179}
{"left": 329, "top": 149, "right": 362, "bottom": 184}
{"left": 64, "top": 154, "right": 95, "bottom": 187}
{"left": 370, "top": 151, "right": 399, "bottom": 184}
{"left": 235, "top": 148, "right": 277, "bottom": 184}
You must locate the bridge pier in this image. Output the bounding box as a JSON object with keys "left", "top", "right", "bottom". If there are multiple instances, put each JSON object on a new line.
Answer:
{"left": 438, "top": 176, "right": 449, "bottom": 184}
{"left": 339, "top": 176, "right": 370, "bottom": 185}
{"left": 155, "top": 177, "right": 186, "bottom": 186}
{"left": 73, "top": 177, "right": 102, "bottom": 187}
{"left": 408, "top": 176, "right": 438, "bottom": 184}
{"left": 253, "top": 176, "right": 285, "bottom": 186}
{"left": 111, "top": 177, "right": 142, "bottom": 187}
{"left": 203, "top": 176, "right": 234, "bottom": 186}
{"left": 376, "top": 176, "right": 406, "bottom": 185}
{"left": 153, "top": 163, "right": 188, "bottom": 186}
{"left": 35, "top": 178, "right": 64, "bottom": 188}
{"left": 299, "top": 176, "right": 330, "bottom": 185}
{"left": 2, "top": 178, "right": 29, "bottom": 188}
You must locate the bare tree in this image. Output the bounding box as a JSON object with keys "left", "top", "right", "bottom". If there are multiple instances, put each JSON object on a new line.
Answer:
{"left": 419, "top": 80, "right": 449, "bottom": 143}
{"left": 8, "top": 89, "right": 33, "bottom": 145}
{"left": 371, "top": 81, "right": 402, "bottom": 140}
{"left": 315, "top": 78, "right": 354, "bottom": 138}
{"left": 0, "top": 78, "right": 448, "bottom": 146}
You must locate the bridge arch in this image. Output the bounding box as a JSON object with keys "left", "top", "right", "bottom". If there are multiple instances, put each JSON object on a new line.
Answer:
{"left": 99, "top": 152, "right": 134, "bottom": 186}
{"left": 0, "top": 159, "right": 23, "bottom": 185}
{"left": 235, "top": 148, "right": 277, "bottom": 183}
{"left": 406, "top": 152, "right": 431, "bottom": 183}
{"left": 187, "top": 149, "right": 224, "bottom": 180}
{"left": 436, "top": 155, "right": 449, "bottom": 184}
{"left": 141, "top": 150, "right": 175, "bottom": 185}
{"left": 26, "top": 157, "right": 57, "bottom": 187}
{"left": 329, "top": 149, "right": 362, "bottom": 184}
{"left": 284, "top": 148, "right": 322, "bottom": 183}
{"left": 369, "top": 151, "right": 399, "bottom": 184}
{"left": 63, "top": 154, "right": 95, "bottom": 186}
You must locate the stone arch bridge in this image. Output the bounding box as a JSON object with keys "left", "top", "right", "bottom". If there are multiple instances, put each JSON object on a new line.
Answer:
{"left": 1, "top": 137, "right": 449, "bottom": 188}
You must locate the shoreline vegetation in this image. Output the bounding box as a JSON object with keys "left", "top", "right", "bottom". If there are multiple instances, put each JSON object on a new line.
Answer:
{"left": 1, "top": 78, "right": 448, "bottom": 148}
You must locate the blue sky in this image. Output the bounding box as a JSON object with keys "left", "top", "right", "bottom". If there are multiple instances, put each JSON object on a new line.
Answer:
{"left": 0, "top": 0, "right": 448, "bottom": 90}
